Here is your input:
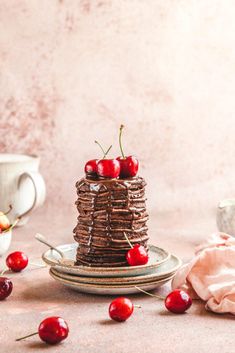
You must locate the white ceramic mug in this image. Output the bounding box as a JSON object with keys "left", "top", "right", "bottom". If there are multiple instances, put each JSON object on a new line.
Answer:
{"left": 0, "top": 153, "right": 46, "bottom": 225}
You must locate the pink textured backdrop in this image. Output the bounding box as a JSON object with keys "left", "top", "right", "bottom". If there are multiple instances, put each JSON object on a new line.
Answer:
{"left": 1, "top": 0, "right": 235, "bottom": 227}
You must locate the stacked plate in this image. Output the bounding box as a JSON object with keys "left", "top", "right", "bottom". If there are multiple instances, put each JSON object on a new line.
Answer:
{"left": 42, "top": 243, "right": 182, "bottom": 295}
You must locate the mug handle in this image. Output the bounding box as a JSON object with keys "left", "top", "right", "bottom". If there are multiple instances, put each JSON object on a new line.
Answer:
{"left": 17, "top": 171, "right": 46, "bottom": 218}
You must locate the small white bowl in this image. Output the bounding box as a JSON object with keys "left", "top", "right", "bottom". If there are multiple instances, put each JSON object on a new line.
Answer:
{"left": 0, "top": 229, "right": 12, "bottom": 256}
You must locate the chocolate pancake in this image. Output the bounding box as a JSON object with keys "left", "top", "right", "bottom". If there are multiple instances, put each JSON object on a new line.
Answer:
{"left": 73, "top": 176, "right": 149, "bottom": 267}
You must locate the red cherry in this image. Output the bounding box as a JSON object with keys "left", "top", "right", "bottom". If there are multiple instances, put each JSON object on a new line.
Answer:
{"left": 6, "top": 251, "right": 28, "bottom": 272}
{"left": 0, "top": 277, "right": 13, "bottom": 300}
{"left": 117, "top": 125, "right": 139, "bottom": 178}
{"left": 126, "top": 244, "right": 148, "bottom": 266}
{"left": 97, "top": 159, "right": 120, "bottom": 179}
{"left": 165, "top": 289, "right": 192, "bottom": 314}
{"left": 117, "top": 156, "right": 139, "bottom": 178}
{"left": 84, "top": 159, "right": 98, "bottom": 175}
{"left": 38, "top": 317, "right": 69, "bottom": 345}
{"left": 109, "top": 297, "right": 134, "bottom": 322}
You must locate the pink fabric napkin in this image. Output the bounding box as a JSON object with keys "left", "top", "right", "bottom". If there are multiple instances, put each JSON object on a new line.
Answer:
{"left": 172, "top": 232, "right": 235, "bottom": 315}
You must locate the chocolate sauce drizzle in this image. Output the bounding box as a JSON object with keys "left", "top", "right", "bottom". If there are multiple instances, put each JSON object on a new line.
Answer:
{"left": 73, "top": 176, "right": 149, "bottom": 267}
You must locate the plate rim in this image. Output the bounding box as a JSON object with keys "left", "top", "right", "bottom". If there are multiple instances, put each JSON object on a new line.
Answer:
{"left": 50, "top": 254, "right": 182, "bottom": 283}
{"left": 49, "top": 268, "right": 175, "bottom": 289}
{"left": 42, "top": 243, "right": 171, "bottom": 273}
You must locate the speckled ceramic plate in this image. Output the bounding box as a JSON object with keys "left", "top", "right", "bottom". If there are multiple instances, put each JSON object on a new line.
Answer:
{"left": 42, "top": 243, "right": 170, "bottom": 278}
{"left": 49, "top": 253, "right": 181, "bottom": 285}
{"left": 49, "top": 268, "right": 175, "bottom": 295}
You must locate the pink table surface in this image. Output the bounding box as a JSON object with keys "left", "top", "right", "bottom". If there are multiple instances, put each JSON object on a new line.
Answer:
{"left": 0, "top": 207, "right": 234, "bottom": 353}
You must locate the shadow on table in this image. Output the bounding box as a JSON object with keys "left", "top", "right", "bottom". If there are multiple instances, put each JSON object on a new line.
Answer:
{"left": 158, "top": 300, "right": 235, "bottom": 321}
{"left": 26, "top": 342, "right": 52, "bottom": 350}
{"left": 20, "top": 279, "right": 110, "bottom": 304}
{"left": 98, "top": 319, "right": 123, "bottom": 326}
{"left": 21, "top": 278, "right": 143, "bottom": 305}
{"left": 20, "top": 277, "right": 161, "bottom": 304}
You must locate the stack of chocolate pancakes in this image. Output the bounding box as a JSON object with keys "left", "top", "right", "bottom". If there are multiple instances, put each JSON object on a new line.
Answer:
{"left": 73, "top": 176, "right": 149, "bottom": 267}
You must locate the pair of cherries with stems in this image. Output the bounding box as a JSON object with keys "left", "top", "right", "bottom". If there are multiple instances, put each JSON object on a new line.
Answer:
{"left": 0, "top": 251, "right": 45, "bottom": 300}
{"left": 0, "top": 251, "right": 28, "bottom": 300}
{"left": 109, "top": 289, "right": 193, "bottom": 322}
{"left": 0, "top": 205, "right": 45, "bottom": 299}
{"left": 109, "top": 233, "right": 192, "bottom": 321}
{"left": 85, "top": 125, "right": 139, "bottom": 179}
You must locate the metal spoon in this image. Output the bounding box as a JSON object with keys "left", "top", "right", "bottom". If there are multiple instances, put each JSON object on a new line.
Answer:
{"left": 35, "top": 233, "right": 65, "bottom": 260}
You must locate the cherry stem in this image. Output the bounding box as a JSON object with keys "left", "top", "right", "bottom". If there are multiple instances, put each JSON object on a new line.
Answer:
{"left": 29, "top": 262, "right": 47, "bottom": 268}
{"left": 119, "top": 124, "right": 125, "bottom": 158}
{"left": 134, "top": 286, "right": 165, "bottom": 300}
{"left": 95, "top": 141, "right": 112, "bottom": 159}
{"left": 103, "top": 145, "right": 112, "bottom": 159}
{"left": 95, "top": 140, "right": 105, "bottom": 155}
{"left": 0, "top": 268, "right": 8, "bottom": 276}
{"left": 16, "top": 332, "right": 38, "bottom": 342}
{"left": 0, "top": 263, "right": 46, "bottom": 277}
{"left": 3, "top": 205, "right": 12, "bottom": 216}
{"left": 2, "top": 217, "right": 20, "bottom": 233}
{"left": 123, "top": 232, "right": 133, "bottom": 248}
